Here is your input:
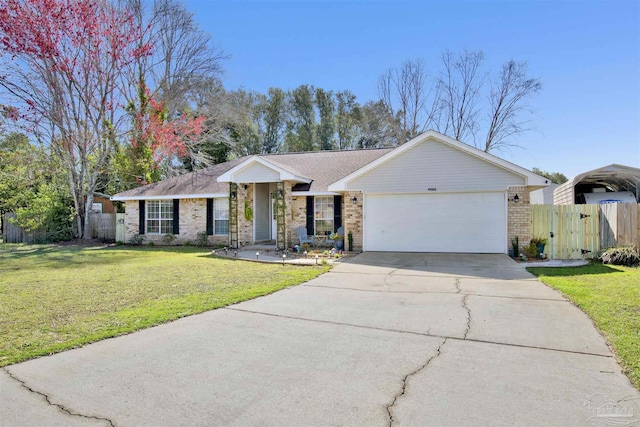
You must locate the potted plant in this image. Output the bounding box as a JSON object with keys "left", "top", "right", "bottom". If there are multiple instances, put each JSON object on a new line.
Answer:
{"left": 530, "top": 236, "right": 547, "bottom": 259}
{"left": 510, "top": 236, "right": 519, "bottom": 258}
{"left": 330, "top": 231, "right": 344, "bottom": 250}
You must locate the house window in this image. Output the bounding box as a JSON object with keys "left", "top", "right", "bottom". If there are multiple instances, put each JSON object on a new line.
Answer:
{"left": 91, "top": 202, "right": 103, "bottom": 213}
{"left": 214, "top": 198, "right": 229, "bottom": 235}
{"left": 314, "top": 196, "right": 334, "bottom": 235}
{"left": 146, "top": 200, "right": 173, "bottom": 234}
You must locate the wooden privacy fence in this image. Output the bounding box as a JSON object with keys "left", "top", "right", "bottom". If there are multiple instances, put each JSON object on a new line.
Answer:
{"left": 531, "top": 203, "right": 640, "bottom": 260}
{"left": 600, "top": 203, "right": 640, "bottom": 249}
{"left": 2, "top": 212, "right": 118, "bottom": 243}
{"left": 88, "top": 213, "right": 116, "bottom": 241}
{"left": 2, "top": 213, "right": 49, "bottom": 243}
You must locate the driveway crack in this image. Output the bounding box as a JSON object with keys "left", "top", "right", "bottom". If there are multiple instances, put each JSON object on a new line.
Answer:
{"left": 461, "top": 294, "right": 471, "bottom": 339}
{"left": 225, "top": 307, "right": 612, "bottom": 358}
{"left": 2, "top": 368, "right": 115, "bottom": 427}
{"left": 455, "top": 279, "right": 471, "bottom": 339}
{"left": 386, "top": 338, "right": 447, "bottom": 427}
{"left": 383, "top": 275, "right": 393, "bottom": 291}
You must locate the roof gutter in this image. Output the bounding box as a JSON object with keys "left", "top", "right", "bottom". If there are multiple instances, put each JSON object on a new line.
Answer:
{"left": 111, "top": 193, "right": 228, "bottom": 201}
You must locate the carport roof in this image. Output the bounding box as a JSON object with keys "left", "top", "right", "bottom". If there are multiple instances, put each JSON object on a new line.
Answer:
{"left": 563, "top": 164, "right": 640, "bottom": 194}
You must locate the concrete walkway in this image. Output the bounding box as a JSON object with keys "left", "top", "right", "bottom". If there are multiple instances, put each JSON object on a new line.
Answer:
{"left": 2, "top": 253, "right": 638, "bottom": 426}
{"left": 211, "top": 245, "right": 347, "bottom": 265}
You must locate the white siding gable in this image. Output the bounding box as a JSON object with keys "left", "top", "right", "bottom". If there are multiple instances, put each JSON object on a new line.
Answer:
{"left": 347, "top": 139, "right": 525, "bottom": 193}
{"left": 233, "top": 162, "right": 281, "bottom": 183}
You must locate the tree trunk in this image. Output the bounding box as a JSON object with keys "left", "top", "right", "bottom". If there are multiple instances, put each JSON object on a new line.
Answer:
{"left": 68, "top": 173, "right": 83, "bottom": 239}
{"left": 83, "top": 193, "right": 94, "bottom": 240}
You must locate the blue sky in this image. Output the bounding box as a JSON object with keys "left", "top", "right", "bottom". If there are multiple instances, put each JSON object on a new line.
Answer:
{"left": 187, "top": 0, "right": 640, "bottom": 179}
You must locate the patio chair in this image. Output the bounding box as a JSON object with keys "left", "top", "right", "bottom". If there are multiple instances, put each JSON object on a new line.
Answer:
{"left": 296, "top": 226, "right": 314, "bottom": 247}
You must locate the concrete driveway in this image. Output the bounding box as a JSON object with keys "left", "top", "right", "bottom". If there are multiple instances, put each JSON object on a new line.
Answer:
{"left": 2, "top": 253, "right": 639, "bottom": 426}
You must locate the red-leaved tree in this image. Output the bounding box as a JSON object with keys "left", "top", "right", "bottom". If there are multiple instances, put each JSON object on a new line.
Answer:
{"left": 125, "top": 82, "right": 205, "bottom": 184}
{"left": 0, "top": 0, "right": 150, "bottom": 239}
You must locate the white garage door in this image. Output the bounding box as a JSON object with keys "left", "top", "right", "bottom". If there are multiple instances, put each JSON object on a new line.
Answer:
{"left": 364, "top": 192, "right": 506, "bottom": 253}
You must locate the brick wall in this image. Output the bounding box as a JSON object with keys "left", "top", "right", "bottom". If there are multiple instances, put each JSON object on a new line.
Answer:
{"left": 289, "top": 192, "right": 360, "bottom": 251}
{"left": 123, "top": 183, "right": 367, "bottom": 249}
{"left": 344, "top": 191, "right": 363, "bottom": 252}
{"left": 507, "top": 186, "right": 531, "bottom": 254}
{"left": 290, "top": 195, "right": 306, "bottom": 248}
{"left": 123, "top": 200, "right": 137, "bottom": 241}
{"left": 123, "top": 198, "right": 228, "bottom": 246}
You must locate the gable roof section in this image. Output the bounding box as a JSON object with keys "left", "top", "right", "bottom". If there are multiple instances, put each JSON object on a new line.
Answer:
{"left": 111, "top": 157, "right": 247, "bottom": 201}
{"left": 328, "top": 130, "right": 549, "bottom": 192}
{"left": 217, "top": 156, "right": 312, "bottom": 184}
{"left": 262, "top": 149, "right": 393, "bottom": 193}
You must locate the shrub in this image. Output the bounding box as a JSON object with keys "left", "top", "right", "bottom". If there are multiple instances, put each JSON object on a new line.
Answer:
{"left": 530, "top": 235, "right": 547, "bottom": 245}
{"left": 599, "top": 246, "right": 640, "bottom": 267}
{"left": 522, "top": 242, "right": 538, "bottom": 259}
{"left": 14, "top": 182, "right": 74, "bottom": 243}
{"left": 195, "top": 231, "right": 209, "bottom": 247}
{"left": 128, "top": 234, "right": 144, "bottom": 245}
{"left": 161, "top": 233, "right": 177, "bottom": 245}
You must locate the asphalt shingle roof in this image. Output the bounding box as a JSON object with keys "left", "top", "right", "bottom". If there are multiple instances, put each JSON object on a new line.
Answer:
{"left": 113, "top": 156, "right": 248, "bottom": 198}
{"left": 261, "top": 149, "right": 392, "bottom": 192}
{"left": 113, "top": 148, "right": 393, "bottom": 198}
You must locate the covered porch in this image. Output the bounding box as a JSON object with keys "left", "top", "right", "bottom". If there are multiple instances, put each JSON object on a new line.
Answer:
{"left": 218, "top": 156, "right": 310, "bottom": 250}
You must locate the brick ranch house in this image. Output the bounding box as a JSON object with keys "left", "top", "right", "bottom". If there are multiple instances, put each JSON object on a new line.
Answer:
{"left": 112, "top": 130, "right": 549, "bottom": 253}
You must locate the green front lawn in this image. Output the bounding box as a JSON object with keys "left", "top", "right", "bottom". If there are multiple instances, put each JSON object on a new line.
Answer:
{"left": 0, "top": 245, "right": 329, "bottom": 366}
{"left": 529, "top": 263, "right": 639, "bottom": 389}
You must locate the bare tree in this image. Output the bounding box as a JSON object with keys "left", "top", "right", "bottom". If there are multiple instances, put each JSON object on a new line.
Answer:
{"left": 126, "top": 0, "right": 226, "bottom": 115}
{"left": 184, "top": 81, "right": 236, "bottom": 169}
{"left": 484, "top": 60, "right": 542, "bottom": 152}
{"left": 377, "top": 50, "right": 542, "bottom": 152}
{"left": 436, "top": 50, "right": 485, "bottom": 145}
{"left": 378, "top": 59, "right": 436, "bottom": 143}
{"left": 186, "top": 86, "right": 263, "bottom": 166}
